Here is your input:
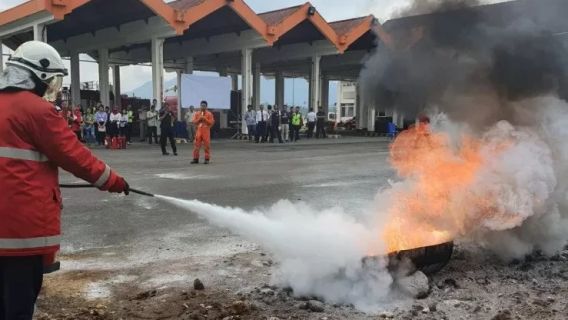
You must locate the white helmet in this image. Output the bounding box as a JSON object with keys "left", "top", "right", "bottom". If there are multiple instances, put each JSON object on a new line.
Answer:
{"left": 6, "top": 41, "right": 68, "bottom": 101}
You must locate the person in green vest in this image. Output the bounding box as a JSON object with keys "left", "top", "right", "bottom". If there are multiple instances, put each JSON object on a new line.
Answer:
{"left": 125, "top": 105, "right": 134, "bottom": 143}
{"left": 291, "top": 106, "right": 303, "bottom": 142}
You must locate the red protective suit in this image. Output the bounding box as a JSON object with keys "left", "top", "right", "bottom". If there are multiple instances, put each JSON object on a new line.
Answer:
{"left": 192, "top": 110, "right": 215, "bottom": 160}
{"left": 0, "top": 91, "right": 121, "bottom": 264}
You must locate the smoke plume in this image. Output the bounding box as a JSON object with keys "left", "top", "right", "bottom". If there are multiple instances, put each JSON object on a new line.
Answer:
{"left": 361, "top": 0, "right": 568, "bottom": 259}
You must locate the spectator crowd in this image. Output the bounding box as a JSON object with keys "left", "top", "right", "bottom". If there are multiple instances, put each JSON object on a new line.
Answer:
{"left": 58, "top": 102, "right": 134, "bottom": 146}
{"left": 243, "top": 104, "right": 327, "bottom": 143}
{"left": 57, "top": 99, "right": 330, "bottom": 159}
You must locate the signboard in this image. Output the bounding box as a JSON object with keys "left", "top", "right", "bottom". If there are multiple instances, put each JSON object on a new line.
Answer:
{"left": 180, "top": 74, "right": 231, "bottom": 110}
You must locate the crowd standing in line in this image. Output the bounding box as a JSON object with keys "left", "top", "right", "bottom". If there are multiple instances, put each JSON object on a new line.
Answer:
{"left": 244, "top": 104, "right": 326, "bottom": 144}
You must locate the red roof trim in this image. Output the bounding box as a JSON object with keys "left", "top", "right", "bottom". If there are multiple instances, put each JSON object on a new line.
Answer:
{"left": 0, "top": 0, "right": 186, "bottom": 35}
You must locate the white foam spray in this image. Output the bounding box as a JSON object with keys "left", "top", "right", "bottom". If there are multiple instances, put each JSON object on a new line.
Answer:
{"left": 156, "top": 195, "right": 394, "bottom": 311}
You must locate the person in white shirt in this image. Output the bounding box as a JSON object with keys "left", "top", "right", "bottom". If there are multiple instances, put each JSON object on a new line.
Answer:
{"left": 146, "top": 101, "right": 159, "bottom": 144}
{"left": 306, "top": 108, "right": 317, "bottom": 139}
{"left": 244, "top": 105, "right": 257, "bottom": 142}
{"left": 255, "top": 105, "right": 269, "bottom": 143}
{"left": 138, "top": 106, "right": 147, "bottom": 141}
{"left": 184, "top": 105, "right": 196, "bottom": 142}
{"left": 119, "top": 108, "right": 129, "bottom": 138}
{"left": 108, "top": 107, "right": 122, "bottom": 138}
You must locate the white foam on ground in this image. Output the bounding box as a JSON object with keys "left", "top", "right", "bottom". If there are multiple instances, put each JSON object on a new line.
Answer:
{"left": 83, "top": 275, "right": 138, "bottom": 300}
{"left": 85, "top": 282, "right": 111, "bottom": 300}
{"left": 155, "top": 173, "right": 219, "bottom": 180}
{"left": 135, "top": 196, "right": 158, "bottom": 210}
{"left": 302, "top": 181, "right": 360, "bottom": 188}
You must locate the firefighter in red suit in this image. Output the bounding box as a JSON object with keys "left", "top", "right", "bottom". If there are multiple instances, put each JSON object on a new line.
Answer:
{"left": 191, "top": 100, "right": 215, "bottom": 164}
{"left": 0, "top": 41, "right": 129, "bottom": 319}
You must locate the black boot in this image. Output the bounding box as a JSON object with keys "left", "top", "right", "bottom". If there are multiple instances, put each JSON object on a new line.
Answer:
{"left": 191, "top": 159, "right": 199, "bottom": 164}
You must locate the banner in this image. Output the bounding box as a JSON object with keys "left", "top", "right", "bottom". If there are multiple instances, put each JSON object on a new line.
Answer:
{"left": 180, "top": 74, "right": 231, "bottom": 110}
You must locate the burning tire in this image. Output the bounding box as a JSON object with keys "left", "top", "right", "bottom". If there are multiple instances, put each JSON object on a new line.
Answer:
{"left": 365, "top": 242, "right": 454, "bottom": 275}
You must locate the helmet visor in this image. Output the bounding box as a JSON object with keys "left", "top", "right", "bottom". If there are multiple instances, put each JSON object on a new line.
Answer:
{"left": 43, "top": 76, "right": 63, "bottom": 102}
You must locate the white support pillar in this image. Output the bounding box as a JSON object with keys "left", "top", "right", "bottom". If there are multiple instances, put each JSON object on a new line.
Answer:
{"left": 33, "top": 24, "right": 47, "bottom": 42}
{"left": 356, "top": 82, "right": 367, "bottom": 129}
{"left": 241, "top": 48, "right": 253, "bottom": 134}
{"left": 309, "top": 55, "right": 321, "bottom": 112}
{"left": 253, "top": 62, "right": 261, "bottom": 107}
{"left": 176, "top": 70, "right": 182, "bottom": 121}
{"left": 321, "top": 77, "right": 330, "bottom": 114}
{"left": 368, "top": 108, "right": 376, "bottom": 132}
{"left": 151, "top": 38, "right": 164, "bottom": 110}
{"left": 275, "top": 72, "right": 284, "bottom": 107}
{"left": 98, "top": 48, "right": 110, "bottom": 107}
{"left": 113, "top": 65, "right": 121, "bottom": 107}
{"left": 393, "top": 110, "right": 405, "bottom": 129}
{"left": 231, "top": 74, "right": 239, "bottom": 91}
{"left": 0, "top": 40, "right": 4, "bottom": 73}
{"left": 70, "top": 52, "right": 81, "bottom": 107}
{"left": 184, "top": 57, "right": 194, "bottom": 74}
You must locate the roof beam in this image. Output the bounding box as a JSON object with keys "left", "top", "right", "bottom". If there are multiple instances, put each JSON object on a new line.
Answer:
{"left": 50, "top": 16, "right": 176, "bottom": 55}
{"left": 253, "top": 40, "right": 338, "bottom": 65}
{"left": 321, "top": 50, "right": 368, "bottom": 68}
{"left": 0, "top": 11, "right": 53, "bottom": 38}
{"left": 165, "top": 30, "right": 267, "bottom": 58}
{"left": 110, "top": 29, "right": 267, "bottom": 62}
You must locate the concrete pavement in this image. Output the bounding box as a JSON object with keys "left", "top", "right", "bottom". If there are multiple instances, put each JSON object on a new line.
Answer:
{"left": 57, "top": 137, "right": 395, "bottom": 289}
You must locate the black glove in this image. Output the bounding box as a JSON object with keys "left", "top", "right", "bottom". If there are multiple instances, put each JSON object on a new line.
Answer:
{"left": 124, "top": 180, "right": 130, "bottom": 196}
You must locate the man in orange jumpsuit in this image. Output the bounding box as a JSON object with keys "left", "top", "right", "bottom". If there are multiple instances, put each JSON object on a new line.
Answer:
{"left": 191, "top": 100, "right": 215, "bottom": 164}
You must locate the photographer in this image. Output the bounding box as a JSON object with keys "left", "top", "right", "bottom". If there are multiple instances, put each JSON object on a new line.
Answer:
{"left": 159, "top": 103, "right": 177, "bottom": 156}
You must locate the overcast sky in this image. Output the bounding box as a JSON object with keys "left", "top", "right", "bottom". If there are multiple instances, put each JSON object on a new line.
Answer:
{"left": 0, "top": 0, "right": 504, "bottom": 94}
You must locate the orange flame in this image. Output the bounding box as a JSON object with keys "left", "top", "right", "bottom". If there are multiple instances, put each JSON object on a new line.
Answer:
{"left": 381, "top": 122, "right": 512, "bottom": 252}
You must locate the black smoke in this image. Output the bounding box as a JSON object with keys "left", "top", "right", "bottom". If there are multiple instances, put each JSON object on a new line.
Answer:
{"left": 361, "top": 0, "right": 568, "bottom": 128}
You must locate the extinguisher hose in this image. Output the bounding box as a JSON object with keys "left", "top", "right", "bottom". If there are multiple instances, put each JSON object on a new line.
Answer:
{"left": 59, "top": 184, "right": 155, "bottom": 197}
